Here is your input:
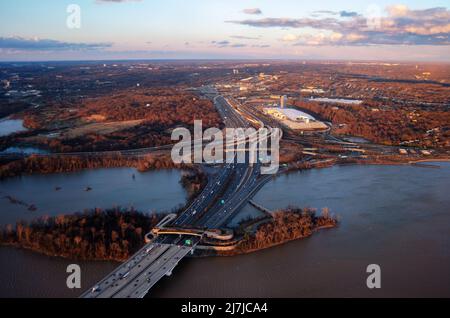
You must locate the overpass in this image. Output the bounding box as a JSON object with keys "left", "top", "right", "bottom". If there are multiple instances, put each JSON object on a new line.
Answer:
{"left": 81, "top": 92, "right": 281, "bottom": 298}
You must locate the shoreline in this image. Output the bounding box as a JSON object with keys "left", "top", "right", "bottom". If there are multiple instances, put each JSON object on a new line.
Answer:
{"left": 409, "top": 158, "right": 450, "bottom": 163}
{"left": 0, "top": 242, "right": 125, "bottom": 263}
{"left": 1, "top": 141, "right": 449, "bottom": 179}
{"left": 341, "top": 156, "right": 450, "bottom": 168}
{"left": 209, "top": 224, "right": 337, "bottom": 258}
{"left": 0, "top": 224, "right": 338, "bottom": 262}
{"left": 0, "top": 205, "right": 338, "bottom": 263}
{"left": 0, "top": 156, "right": 448, "bottom": 263}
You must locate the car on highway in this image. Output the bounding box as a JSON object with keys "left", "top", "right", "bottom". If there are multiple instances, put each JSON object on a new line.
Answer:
{"left": 121, "top": 271, "right": 130, "bottom": 279}
{"left": 91, "top": 285, "right": 101, "bottom": 293}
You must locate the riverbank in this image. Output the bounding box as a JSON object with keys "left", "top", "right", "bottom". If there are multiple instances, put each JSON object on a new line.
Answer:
{"left": 0, "top": 208, "right": 166, "bottom": 262}
{"left": 215, "top": 207, "right": 337, "bottom": 257}
{"left": 328, "top": 154, "right": 450, "bottom": 169}
{"left": 0, "top": 152, "right": 184, "bottom": 180}
{"left": 0, "top": 205, "right": 337, "bottom": 262}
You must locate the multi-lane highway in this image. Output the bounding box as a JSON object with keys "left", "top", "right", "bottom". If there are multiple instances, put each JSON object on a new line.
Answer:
{"left": 81, "top": 238, "right": 199, "bottom": 298}
{"left": 82, "top": 91, "right": 278, "bottom": 298}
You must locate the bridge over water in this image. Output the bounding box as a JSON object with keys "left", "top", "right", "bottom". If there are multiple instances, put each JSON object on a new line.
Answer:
{"left": 81, "top": 93, "right": 280, "bottom": 298}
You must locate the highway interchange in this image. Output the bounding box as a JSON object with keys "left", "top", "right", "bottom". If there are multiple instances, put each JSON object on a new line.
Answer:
{"left": 82, "top": 90, "right": 279, "bottom": 298}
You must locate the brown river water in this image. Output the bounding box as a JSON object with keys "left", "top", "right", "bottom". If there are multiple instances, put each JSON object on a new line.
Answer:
{"left": 0, "top": 163, "right": 449, "bottom": 297}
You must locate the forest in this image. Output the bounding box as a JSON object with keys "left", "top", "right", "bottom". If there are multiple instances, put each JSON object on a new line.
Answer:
{"left": 180, "top": 169, "right": 208, "bottom": 200}
{"left": 0, "top": 205, "right": 338, "bottom": 261}
{"left": 237, "top": 207, "right": 338, "bottom": 254}
{"left": 79, "top": 88, "right": 221, "bottom": 126}
{"left": 294, "top": 100, "right": 449, "bottom": 148}
{"left": 0, "top": 208, "right": 165, "bottom": 261}
{"left": 16, "top": 88, "right": 224, "bottom": 153}
{"left": 0, "top": 153, "right": 183, "bottom": 179}
{"left": 0, "top": 86, "right": 225, "bottom": 154}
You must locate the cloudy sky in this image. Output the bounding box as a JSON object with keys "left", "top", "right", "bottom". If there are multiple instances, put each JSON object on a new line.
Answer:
{"left": 0, "top": 0, "right": 449, "bottom": 61}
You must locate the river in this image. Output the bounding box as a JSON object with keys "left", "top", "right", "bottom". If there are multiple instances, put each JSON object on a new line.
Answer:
{"left": 0, "top": 168, "right": 187, "bottom": 226}
{"left": 1, "top": 147, "right": 49, "bottom": 155}
{"left": 0, "top": 118, "right": 27, "bottom": 137}
{"left": 0, "top": 163, "right": 449, "bottom": 297}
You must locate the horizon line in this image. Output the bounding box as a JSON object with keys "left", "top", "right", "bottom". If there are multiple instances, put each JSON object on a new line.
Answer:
{"left": 1, "top": 57, "right": 449, "bottom": 64}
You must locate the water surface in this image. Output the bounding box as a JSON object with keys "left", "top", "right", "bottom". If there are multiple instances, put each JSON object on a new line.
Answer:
{"left": 0, "top": 119, "right": 27, "bottom": 137}
{"left": 0, "top": 247, "right": 118, "bottom": 298}
{"left": 1, "top": 147, "right": 49, "bottom": 155}
{"left": 0, "top": 168, "right": 187, "bottom": 225}
{"left": 152, "top": 163, "right": 450, "bottom": 298}
{"left": 1, "top": 163, "right": 449, "bottom": 297}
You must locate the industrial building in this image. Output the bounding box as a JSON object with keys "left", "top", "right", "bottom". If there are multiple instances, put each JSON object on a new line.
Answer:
{"left": 280, "top": 95, "right": 288, "bottom": 109}
{"left": 263, "top": 107, "right": 328, "bottom": 131}
{"left": 264, "top": 108, "right": 315, "bottom": 123}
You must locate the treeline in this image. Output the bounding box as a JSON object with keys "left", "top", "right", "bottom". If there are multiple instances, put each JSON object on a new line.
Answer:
{"left": 0, "top": 98, "right": 30, "bottom": 119}
{"left": 279, "top": 141, "right": 305, "bottom": 164}
{"left": 180, "top": 169, "right": 208, "bottom": 199}
{"left": 286, "top": 159, "right": 335, "bottom": 173}
{"left": 237, "top": 207, "right": 337, "bottom": 253}
{"left": 29, "top": 124, "right": 174, "bottom": 153}
{"left": 0, "top": 208, "right": 164, "bottom": 261}
{"left": 0, "top": 153, "right": 181, "bottom": 179}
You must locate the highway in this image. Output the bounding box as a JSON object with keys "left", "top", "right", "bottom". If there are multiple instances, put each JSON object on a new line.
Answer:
{"left": 82, "top": 90, "right": 278, "bottom": 298}
{"left": 81, "top": 238, "right": 199, "bottom": 298}
{"left": 199, "top": 95, "right": 265, "bottom": 228}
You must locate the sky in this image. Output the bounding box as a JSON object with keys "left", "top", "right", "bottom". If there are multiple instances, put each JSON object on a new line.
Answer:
{"left": 0, "top": 0, "right": 449, "bottom": 61}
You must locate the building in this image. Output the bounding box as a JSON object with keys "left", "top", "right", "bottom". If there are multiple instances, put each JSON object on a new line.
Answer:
{"left": 265, "top": 108, "right": 314, "bottom": 123}
{"left": 2, "top": 80, "right": 10, "bottom": 90}
{"left": 262, "top": 107, "right": 328, "bottom": 131}
{"left": 280, "top": 95, "right": 288, "bottom": 109}
{"left": 240, "top": 77, "right": 253, "bottom": 82}
{"left": 300, "top": 87, "right": 325, "bottom": 94}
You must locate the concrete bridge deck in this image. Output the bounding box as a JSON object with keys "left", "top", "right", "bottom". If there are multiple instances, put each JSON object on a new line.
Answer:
{"left": 81, "top": 239, "right": 198, "bottom": 298}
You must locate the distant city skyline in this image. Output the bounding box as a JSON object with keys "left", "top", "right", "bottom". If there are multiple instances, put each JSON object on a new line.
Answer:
{"left": 0, "top": 0, "right": 449, "bottom": 61}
